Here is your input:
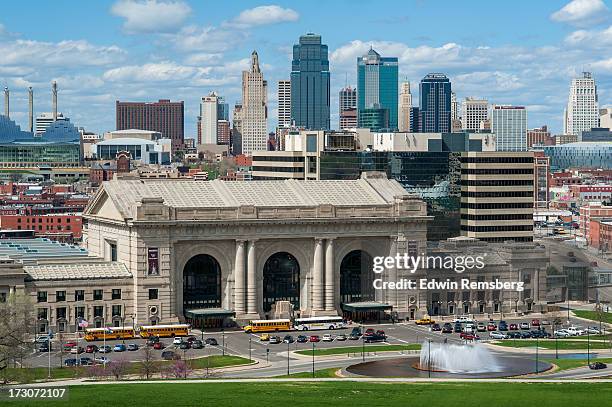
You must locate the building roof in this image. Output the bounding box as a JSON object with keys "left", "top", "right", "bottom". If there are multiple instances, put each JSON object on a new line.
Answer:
{"left": 24, "top": 262, "right": 131, "bottom": 281}
{"left": 86, "top": 175, "right": 413, "bottom": 221}
{"left": 108, "top": 129, "right": 160, "bottom": 135}
{"left": 0, "top": 238, "right": 88, "bottom": 260}
{"left": 96, "top": 137, "right": 157, "bottom": 146}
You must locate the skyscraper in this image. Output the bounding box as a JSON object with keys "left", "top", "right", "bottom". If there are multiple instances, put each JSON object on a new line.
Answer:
{"left": 491, "top": 105, "right": 527, "bottom": 151}
{"left": 450, "top": 91, "right": 458, "bottom": 121}
{"left": 217, "top": 96, "right": 229, "bottom": 121}
{"left": 290, "top": 33, "right": 330, "bottom": 130}
{"left": 564, "top": 72, "right": 599, "bottom": 137}
{"left": 357, "top": 48, "right": 398, "bottom": 131}
{"left": 398, "top": 81, "right": 412, "bottom": 132}
{"left": 241, "top": 51, "right": 268, "bottom": 155}
{"left": 199, "top": 92, "right": 218, "bottom": 145}
{"left": 461, "top": 97, "right": 489, "bottom": 132}
{"left": 116, "top": 99, "right": 184, "bottom": 153}
{"left": 419, "top": 73, "right": 451, "bottom": 132}
{"left": 339, "top": 86, "right": 357, "bottom": 130}
{"left": 277, "top": 80, "right": 291, "bottom": 128}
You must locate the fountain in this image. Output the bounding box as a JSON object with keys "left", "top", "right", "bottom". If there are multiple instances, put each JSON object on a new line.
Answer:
{"left": 418, "top": 341, "right": 502, "bottom": 373}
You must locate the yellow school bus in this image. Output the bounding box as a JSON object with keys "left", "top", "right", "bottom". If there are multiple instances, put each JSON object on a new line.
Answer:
{"left": 139, "top": 324, "right": 190, "bottom": 338}
{"left": 84, "top": 327, "right": 135, "bottom": 341}
{"left": 243, "top": 319, "right": 291, "bottom": 333}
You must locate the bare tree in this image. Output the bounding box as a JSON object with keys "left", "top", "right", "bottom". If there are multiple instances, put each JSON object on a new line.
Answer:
{"left": 108, "top": 358, "right": 129, "bottom": 380}
{"left": 172, "top": 359, "right": 192, "bottom": 379}
{"left": 0, "top": 293, "right": 34, "bottom": 381}
{"left": 139, "top": 345, "right": 157, "bottom": 380}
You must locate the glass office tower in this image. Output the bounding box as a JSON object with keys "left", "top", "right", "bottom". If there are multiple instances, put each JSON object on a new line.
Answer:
{"left": 290, "top": 33, "right": 331, "bottom": 130}
{"left": 357, "top": 48, "right": 398, "bottom": 131}
{"left": 419, "top": 73, "right": 452, "bottom": 132}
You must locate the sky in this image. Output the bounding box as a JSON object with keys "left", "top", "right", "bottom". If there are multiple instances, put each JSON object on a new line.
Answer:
{"left": 0, "top": 0, "right": 611, "bottom": 137}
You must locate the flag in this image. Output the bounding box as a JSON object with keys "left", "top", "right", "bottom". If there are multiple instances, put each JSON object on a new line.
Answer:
{"left": 78, "top": 318, "right": 89, "bottom": 328}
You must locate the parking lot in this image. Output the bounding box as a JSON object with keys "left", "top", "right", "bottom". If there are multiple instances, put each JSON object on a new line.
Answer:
{"left": 23, "top": 313, "right": 602, "bottom": 368}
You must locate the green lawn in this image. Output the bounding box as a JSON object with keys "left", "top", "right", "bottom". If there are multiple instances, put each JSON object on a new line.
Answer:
{"left": 295, "top": 343, "right": 421, "bottom": 356}
{"left": 275, "top": 367, "right": 341, "bottom": 378}
{"left": 4, "top": 382, "right": 612, "bottom": 407}
{"left": 544, "top": 358, "right": 612, "bottom": 371}
{"left": 1, "top": 356, "right": 250, "bottom": 383}
{"left": 573, "top": 310, "right": 612, "bottom": 325}
{"left": 495, "top": 340, "right": 611, "bottom": 350}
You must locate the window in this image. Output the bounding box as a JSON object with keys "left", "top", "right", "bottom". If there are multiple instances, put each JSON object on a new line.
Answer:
{"left": 56, "top": 291, "right": 66, "bottom": 302}
{"left": 107, "top": 240, "right": 117, "bottom": 261}
{"left": 38, "top": 308, "right": 48, "bottom": 320}
{"left": 93, "top": 289, "right": 103, "bottom": 301}
{"left": 37, "top": 291, "right": 47, "bottom": 303}
{"left": 0, "top": 293, "right": 6, "bottom": 303}
{"left": 56, "top": 307, "right": 66, "bottom": 320}
{"left": 112, "top": 289, "right": 122, "bottom": 300}
{"left": 93, "top": 306, "right": 104, "bottom": 318}
{"left": 75, "top": 306, "right": 85, "bottom": 319}
{"left": 112, "top": 305, "right": 122, "bottom": 317}
{"left": 74, "top": 290, "right": 84, "bottom": 301}
{"left": 149, "top": 289, "right": 158, "bottom": 300}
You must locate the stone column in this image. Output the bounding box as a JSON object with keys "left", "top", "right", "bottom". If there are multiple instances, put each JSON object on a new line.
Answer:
{"left": 312, "top": 238, "right": 324, "bottom": 312}
{"left": 389, "top": 236, "right": 398, "bottom": 307}
{"left": 325, "top": 238, "right": 335, "bottom": 311}
{"left": 247, "top": 240, "right": 257, "bottom": 315}
{"left": 234, "top": 240, "right": 246, "bottom": 314}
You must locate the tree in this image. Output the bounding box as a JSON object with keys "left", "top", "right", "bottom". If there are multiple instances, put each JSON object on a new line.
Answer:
{"left": 108, "top": 358, "right": 129, "bottom": 380}
{"left": 0, "top": 293, "right": 34, "bottom": 380}
{"left": 172, "top": 359, "right": 192, "bottom": 379}
{"left": 139, "top": 345, "right": 157, "bottom": 380}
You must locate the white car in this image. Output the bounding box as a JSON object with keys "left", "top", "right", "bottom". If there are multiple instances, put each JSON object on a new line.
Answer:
{"left": 554, "top": 329, "right": 571, "bottom": 337}
{"left": 567, "top": 327, "right": 585, "bottom": 336}
{"left": 540, "top": 320, "right": 551, "bottom": 326}
{"left": 173, "top": 337, "right": 183, "bottom": 345}
{"left": 322, "top": 334, "right": 334, "bottom": 342}
{"left": 94, "top": 356, "right": 109, "bottom": 365}
{"left": 453, "top": 316, "right": 473, "bottom": 324}
{"left": 489, "top": 331, "right": 508, "bottom": 339}
{"left": 519, "top": 322, "right": 530, "bottom": 330}
{"left": 585, "top": 327, "right": 601, "bottom": 335}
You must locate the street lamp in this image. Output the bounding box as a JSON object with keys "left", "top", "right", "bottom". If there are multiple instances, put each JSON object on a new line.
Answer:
{"left": 222, "top": 329, "right": 225, "bottom": 356}
{"left": 427, "top": 339, "right": 431, "bottom": 378}
{"left": 535, "top": 336, "right": 539, "bottom": 374}
{"left": 130, "top": 315, "right": 135, "bottom": 332}
{"left": 249, "top": 337, "right": 252, "bottom": 362}
{"left": 312, "top": 342, "right": 315, "bottom": 378}
{"left": 286, "top": 340, "right": 290, "bottom": 376}
{"left": 587, "top": 329, "right": 591, "bottom": 366}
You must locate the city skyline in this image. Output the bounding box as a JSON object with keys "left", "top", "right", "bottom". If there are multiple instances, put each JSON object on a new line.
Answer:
{"left": 0, "top": 0, "right": 611, "bottom": 137}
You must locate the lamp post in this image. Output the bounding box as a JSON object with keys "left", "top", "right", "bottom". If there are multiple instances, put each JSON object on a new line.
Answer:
{"left": 362, "top": 329, "right": 365, "bottom": 362}
{"left": 587, "top": 329, "right": 591, "bottom": 366}
{"left": 535, "top": 336, "right": 539, "bottom": 375}
{"left": 130, "top": 315, "right": 135, "bottom": 332}
{"left": 312, "top": 342, "right": 315, "bottom": 378}
{"left": 222, "top": 329, "right": 225, "bottom": 356}
{"left": 286, "top": 341, "right": 290, "bottom": 376}
{"left": 249, "top": 337, "right": 252, "bottom": 362}
{"left": 427, "top": 339, "right": 431, "bottom": 378}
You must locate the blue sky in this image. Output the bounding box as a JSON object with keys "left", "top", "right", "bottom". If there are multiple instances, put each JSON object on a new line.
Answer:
{"left": 1, "top": 0, "right": 611, "bottom": 136}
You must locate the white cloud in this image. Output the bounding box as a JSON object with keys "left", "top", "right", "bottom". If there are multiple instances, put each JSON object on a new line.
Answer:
{"left": 591, "top": 57, "right": 612, "bottom": 71}
{"left": 230, "top": 5, "right": 299, "bottom": 27}
{"left": 111, "top": 0, "right": 191, "bottom": 34}
{"left": 103, "top": 61, "right": 204, "bottom": 82}
{"left": 0, "top": 39, "right": 126, "bottom": 67}
{"left": 564, "top": 25, "right": 612, "bottom": 47}
{"left": 551, "top": 0, "right": 609, "bottom": 26}
{"left": 163, "top": 25, "right": 246, "bottom": 52}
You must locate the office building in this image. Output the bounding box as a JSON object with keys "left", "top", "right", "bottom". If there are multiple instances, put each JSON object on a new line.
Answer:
{"left": 398, "top": 81, "right": 412, "bottom": 132}
{"left": 580, "top": 128, "right": 612, "bottom": 142}
{"left": 410, "top": 107, "right": 421, "bottom": 133}
{"left": 240, "top": 51, "right": 268, "bottom": 155}
{"left": 357, "top": 48, "right": 398, "bottom": 131}
{"left": 290, "top": 33, "right": 330, "bottom": 130}
{"left": 534, "top": 151, "right": 550, "bottom": 209}
{"left": 600, "top": 107, "right": 612, "bottom": 129}
{"left": 198, "top": 92, "right": 219, "bottom": 145}
{"left": 217, "top": 120, "right": 230, "bottom": 145}
{"left": 460, "top": 151, "right": 534, "bottom": 242}
{"left": 217, "top": 96, "right": 229, "bottom": 122}
{"left": 527, "top": 125, "right": 553, "bottom": 147}
{"left": 542, "top": 142, "right": 612, "bottom": 170}
{"left": 419, "top": 73, "right": 451, "bottom": 132}
{"left": 91, "top": 138, "right": 171, "bottom": 165}
{"left": 116, "top": 99, "right": 184, "bottom": 153}
{"left": 461, "top": 97, "right": 488, "bottom": 132}
{"left": 339, "top": 86, "right": 357, "bottom": 130}
{"left": 35, "top": 113, "right": 68, "bottom": 135}
{"left": 564, "top": 72, "right": 598, "bottom": 136}
{"left": 277, "top": 80, "right": 291, "bottom": 128}
{"left": 491, "top": 105, "right": 527, "bottom": 151}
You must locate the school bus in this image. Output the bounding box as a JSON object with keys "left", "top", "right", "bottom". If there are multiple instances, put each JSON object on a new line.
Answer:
{"left": 139, "top": 324, "right": 190, "bottom": 338}
{"left": 243, "top": 319, "right": 291, "bottom": 333}
{"left": 84, "top": 327, "right": 135, "bottom": 341}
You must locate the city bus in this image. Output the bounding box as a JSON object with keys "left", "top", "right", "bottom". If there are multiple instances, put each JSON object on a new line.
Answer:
{"left": 243, "top": 319, "right": 291, "bottom": 333}
{"left": 293, "top": 316, "right": 346, "bottom": 331}
{"left": 83, "top": 327, "right": 135, "bottom": 341}
{"left": 139, "top": 324, "right": 190, "bottom": 338}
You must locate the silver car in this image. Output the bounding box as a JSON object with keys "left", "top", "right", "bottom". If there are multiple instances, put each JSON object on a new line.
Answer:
{"left": 489, "top": 331, "right": 508, "bottom": 339}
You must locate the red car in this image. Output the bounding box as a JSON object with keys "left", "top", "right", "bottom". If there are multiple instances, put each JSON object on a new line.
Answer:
{"left": 153, "top": 342, "right": 165, "bottom": 350}
{"left": 487, "top": 324, "right": 496, "bottom": 331}
{"left": 460, "top": 332, "right": 480, "bottom": 341}
{"left": 509, "top": 323, "right": 518, "bottom": 330}
{"left": 309, "top": 335, "right": 320, "bottom": 343}
{"left": 364, "top": 328, "right": 375, "bottom": 337}
{"left": 85, "top": 345, "right": 98, "bottom": 353}
{"left": 531, "top": 319, "right": 540, "bottom": 327}
{"left": 63, "top": 341, "right": 77, "bottom": 351}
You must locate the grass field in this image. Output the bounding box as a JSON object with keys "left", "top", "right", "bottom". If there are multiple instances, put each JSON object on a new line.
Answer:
{"left": 295, "top": 344, "right": 421, "bottom": 356}
{"left": 1, "top": 356, "right": 250, "bottom": 383}
{"left": 4, "top": 382, "right": 612, "bottom": 407}
{"left": 494, "top": 340, "right": 611, "bottom": 350}
{"left": 276, "top": 367, "right": 341, "bottom": 378}
{"left": 544, "top": 358, "right": 612, "bottom": 371}
{"left": 573, "top": 310, "right": 612, "bottom": 325}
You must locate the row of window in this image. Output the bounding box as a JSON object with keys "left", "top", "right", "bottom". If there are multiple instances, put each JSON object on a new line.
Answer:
{"left": 462, "top": 191, "right": 533, "bottom": 198}
{"left": 461, "top": 157, "right": 533, "bottom": 164}
{"left": 16, "top": 217, "right": 73, "bottom": 223}
{"left": 460, "top": 213, "right": 533, "bottom": 221}
{"left": 461, "top": 180, "right": 534, "bottom": 186}
{"left": 461, "top": 225, "right": 533, "bottom": 232}
{"left": 37, "top": 289, "right": 122, "bottom": 303}
{"left": 460, "top": 202, "right": 533, "bottom": 209}
{"left": 252, "top": 166, "right": 304, "bottom": 173}
{"left": 461, "top": 168, "right": 534, "bottom": 175}
{"left": 37, "top": 305, "right": 123, "bottom": 320}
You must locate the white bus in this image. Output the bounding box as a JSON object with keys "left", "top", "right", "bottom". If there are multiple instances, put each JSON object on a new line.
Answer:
{"left": 293, "top": 316, "right": 345, "bottom": 331}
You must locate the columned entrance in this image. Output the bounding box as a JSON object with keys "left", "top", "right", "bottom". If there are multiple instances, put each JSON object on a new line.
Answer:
{"left": 183, "top": 254, "right": 222, "bottom": 327}
{"left": 340, "top": 250, "right": 375, "bottom": 304}
{"left": 263, "top": 252, "right": 300, "bottom": 313}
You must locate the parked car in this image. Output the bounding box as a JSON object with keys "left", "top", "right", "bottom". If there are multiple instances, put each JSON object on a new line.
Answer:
{"left": 205, "top": 338, "right": 218, "bottom": 346}
{"left": 454, "top": 324, "right": 463, "bottom": 333}
{"left": 442, "top": 323, "right": 453, "bottom": 333}
{"left": 453, "top": 316, "right": 473, "bottom": 323}
{"left": 186, "top": 336, "right": 197, "bottom": 343}
{"left": 459, "top": 332, "right": 480, "bottom": 341}
{"left": 431, "top": 323, "right": 441, "bottom": 331}
{"left": 322, "top": 334, "right": 334, "bottom": 342}
{"left": 173, "top": 337, "right": 183, "bottom": 345}
{"left": 487, "top": 323, "right": 497, "bottom": 331}
{"left": 415, "top": 318, "right": 435, "bottom": 325}
{"left": 63, "top": 342, "right": 77, "bottom": 351}
{"left": 98, "top": 345, "right": 112, "bottom": 353}
{"left": 364, "top": 328, "right": 376, "bottom": 336}
{"left": 507, "top": 331, "right": 521, "bottom": 339}
{"left": 179, "top": 341, "right": 191, "bottom": 350}
{"left": 146, "top": 336, "right": 160, "bottom": 346}
{"left": 531, "top": 319, "right": 540, "bottom": 327}
{"left": 519, "top": 331, "right": 532, "bottom": 339}
{"left": 554, "top": 329, "right": 571, "bottom": 337}
{"left": 78, "top": 357, "right": 93, "bottom": 366}
{"left": 309, "top": 335, "right": 320, "bottom": 343}
{"left": 85, "top": 344, "right": 98, "bottom": 353}
{"left": 519, "top": 322, "right": 530, "bottom": 330}
{"left": 297, "top": 335, "right": 308, "bottom": 343}
{"left": 589, "top": 362, "right": 607, "bottom": 370}
{"left": 283, "top": 335, "right": 294, "bottom": 344}
{"left": 38, "top": 343, "right": 50, "bottom": 352}
{"left": 94, "top": 356, "right": 109, "bottom": 365}
{"left": 127, "top": 344, "right": 139, "bottom": 351}
{"left": 161, "top": 350, "right": 179, "bottom": 360}
{"left": 376, "top": 330, "right": 385, "bottom": 337}
{"left": 350, "top": 327, "right": 362, "bottom": 337}
{"left": 540, "top": 320, "right": 551, "bottom": 326}
{"left": 259, "top": 333, "right": 270, "bottom": 341}
{"left": 567, "top": 326, "right": 585, "bottom": 336}
{"left": 509, "top": 323, "right": 518, "bottom": 330}
{"left": 64, "top": 358, "right": 78, "bottom": 367}
{"left": 35, "top": 335, "right": 52, "bottom": 343}
{"left": 349, "top": 333, "right": 361, "bottom": 340}
{"left": 70, "top": 346, "right": 84, "bottom": 354}
{"left": 475, "top": 323, "right": 486, "bottom": 332}
{"left": 364, "top": 334, "right": 386, "bottom": 343}
{"left": 498, "top": 322, "right": 508, "bottom": 331}
{"left": 113, "top": 344, "right": 126, "bottom": 352}
{"left": 489, "top": 331, "right": 508, "bottom": 340}
{"left": 336, "top": 334, "right": 347, "bottom": 341}
{"left": 153, "top": 342, "right": 165, "bottom": 350}
{"left": 585, "top": 327, "right": 601, "bottom": 335}
{"left": 269, "top": 336, "right": 281, "bottom": 344}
